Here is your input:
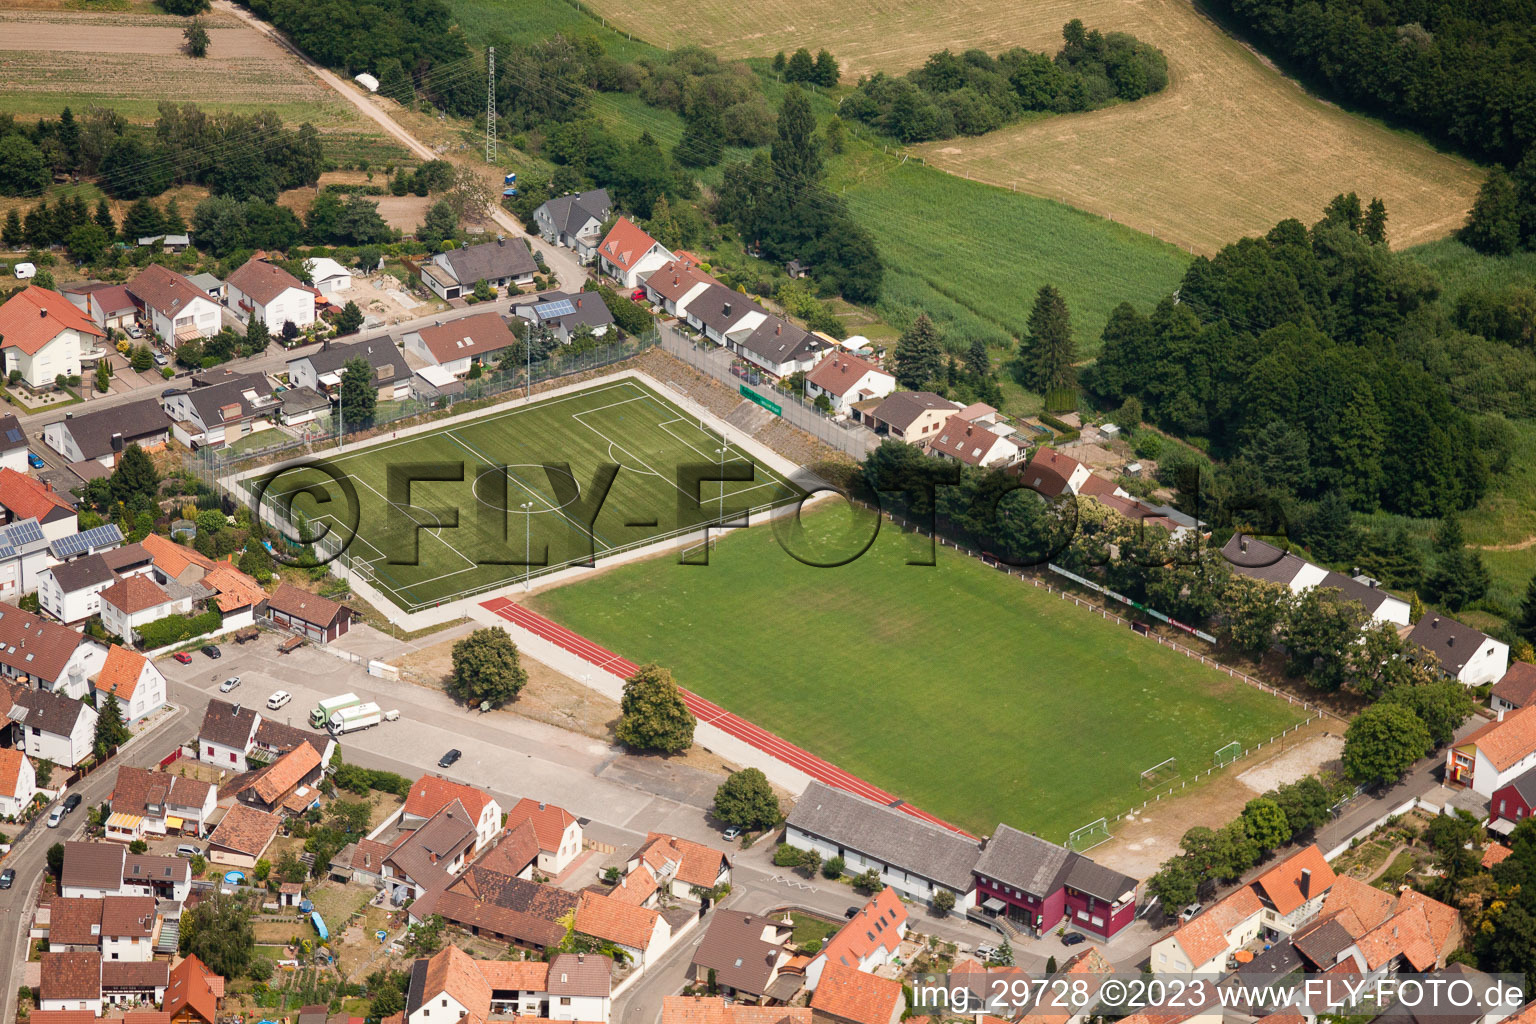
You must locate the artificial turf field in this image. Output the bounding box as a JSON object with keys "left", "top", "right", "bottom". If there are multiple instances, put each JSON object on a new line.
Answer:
{"left": 262, "top": 379, "right": 801, "bottom": 611}
{"left": 530, "top": 502, "right": 1308, "bottom": 840}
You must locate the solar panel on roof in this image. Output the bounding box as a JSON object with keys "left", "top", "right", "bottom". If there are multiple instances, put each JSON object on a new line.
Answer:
{"left": 49, "top": 522, "right": 124, "bottom": 558}
{"left": 0, "top": 519, "right": 45, "bottom": 546}
{"left": 3, "top": 429, "right": 22, "bottom": 444}
{"left": 532, "top": 299, "right": 576, "bottom": 320}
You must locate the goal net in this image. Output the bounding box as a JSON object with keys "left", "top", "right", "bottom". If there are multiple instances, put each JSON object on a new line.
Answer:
{"left": 1214, "top": 740, "right": 1242, "bottom": 767}
{"left": 1139, "top": 757, "right": 1180, "bottom": 789}
{"left": 1067, "top": 817, "right": 1111, "bottom": 852}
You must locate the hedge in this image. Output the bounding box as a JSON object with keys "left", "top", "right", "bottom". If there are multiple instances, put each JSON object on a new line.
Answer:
{"left": 1037, "top": 411, "right": 1081, "bottom": 443}
{"left": 136, "top": 609, "right": 223, "bottom": 650}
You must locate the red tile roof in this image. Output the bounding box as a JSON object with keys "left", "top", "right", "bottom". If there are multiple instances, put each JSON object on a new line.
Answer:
{"left": 405, "top": 776, "right": 494, "bottom": 822}
{"left": 820, "top": 886, "right": 906, "bottom": 968}
{"left": 807, "top": 353, "right": 889, "bottom": 398}
{"left": 250, "top": 743, "right": 321, "bottom": 804}
{"left": 0, "top": 747, "right": 30, "bottom": 799}
{"left": 101, "top": 574, "right": 174, "bottom": 615}
{"left": 810, "top": 962, "right": 904, "bottom": 1024}
{"left": 140, "top": 533, "right": 216, "bottom": 579}
{"left": 95, "top": 645, "right": 147, "bottom": 702}
{"left": 663, "top": 997, "right": 812, "bottom": 1024}
{"left": 203, "top": 564, "right": 266, "bottom": 614}
{"left": 1020, "top": 449, "right": 1083, "bottom": 498}
{"left": 40, "top": 951, "right": 101, "bottom": 1000}
{"left": 598, "top": 218, "right": 665, "bottom": 272}
{"left": 507, "top": 797, "right": 577, "bottom": 854}
{"left": 1494, "top": 662, "right": 1536, "bottom": 709}
{"left": 1253, "top": 844, "right": 1335, "bottom": 916}
{"left": 0, "top": 286, "right": 105, "bottom": 356}
{"left": 1167, "top": 885, "right": 1263, "bottom": 967}
{"left": 128, "top": 264, "right": 209, "bottom": 319}
{"left": 639, "top": 832, "right": 728, "bottom": 888}
{"left": 645, "top": 261, "right": 716, "bottom": 303}
{"left": 226, "top": 258, "right": 313, "bottom": 306}
{"left": 164, "top": 954, "right": 221, "bottom": 1024}
{"left": 208, "top": 804, "right": 281, "bottom": 857}
{"left": 0, "top": 468, "right": 76, "bottom": 521}
{"left": 1461, "top": 705, "right": 1536, "bottom": 771}
{"left": 413, "top": 312, "right": 519, "bottom": 365}
{"left": 575, "top": 890, "right": 661, "bottom": 950}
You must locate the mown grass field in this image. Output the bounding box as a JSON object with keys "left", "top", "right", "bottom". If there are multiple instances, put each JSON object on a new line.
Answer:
{"left": 576, "top": 0, "right": 1482, "bottom": 254}
{"left": 529, "top": 502, "right": 1305, "bottom": 840}
{"left": 264, "top": 379, "right": 800, "bottom": 611}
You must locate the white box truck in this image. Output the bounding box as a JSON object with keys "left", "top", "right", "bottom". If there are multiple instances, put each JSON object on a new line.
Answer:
{"left": 328, "top": 702, "right": 383, "bottom": 736}
{"left": 311, "top": 693, "right": 361, "bottom": 729}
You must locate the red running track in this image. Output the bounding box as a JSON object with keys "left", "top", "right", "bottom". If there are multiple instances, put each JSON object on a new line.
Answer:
{"left": 481, "top": 596, "right": 973, "bottom": 837}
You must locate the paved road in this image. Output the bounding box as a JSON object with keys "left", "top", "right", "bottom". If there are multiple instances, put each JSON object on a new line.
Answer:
{"left": 0, "top": 704, "right": 190, "bottom": 1024}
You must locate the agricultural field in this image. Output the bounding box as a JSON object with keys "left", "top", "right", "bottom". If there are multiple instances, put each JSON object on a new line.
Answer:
{"left": 579, "top": 0, "right": 1483, "bottom": 254}
{"left": 529, "top": 502, "right": 1306, "bottom": 840}
{"left": 0, "top": 7, "right": 406, "bottom": 168}
{"left": 258, "top": 378, "right": 802, "bottom": 612}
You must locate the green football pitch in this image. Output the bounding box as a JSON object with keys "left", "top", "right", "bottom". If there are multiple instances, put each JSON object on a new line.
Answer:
{"left": 530, "top": 502, "right": 1309, "bottom": 840}
{"left": 256, "top": 379, "right": 802, "bottom": 610}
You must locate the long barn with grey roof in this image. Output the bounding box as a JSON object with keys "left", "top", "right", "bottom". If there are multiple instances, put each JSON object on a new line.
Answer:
{"left": 784, "top": 781, "right": 981, "bottom": 908}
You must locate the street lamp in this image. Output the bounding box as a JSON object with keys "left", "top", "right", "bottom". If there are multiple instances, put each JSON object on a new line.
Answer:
{"left": 713, "top": 437, "right": 729, "bottom": 524}
{"left": 520, "top": 501, "right": 534, "bottom": 590}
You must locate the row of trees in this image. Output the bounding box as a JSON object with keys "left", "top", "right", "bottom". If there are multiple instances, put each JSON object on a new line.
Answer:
{"left": 1462, "top": 157, "right": 1536, "bottom": 256}
{"left": 189, "top": 193, "right": 392, "bottom": 258}
{"left": 1, "top": 193, "right": 185, "bottom": 256}
{"left": 772, "top": 48, "right": 840, "bottom": 88}
{"left": 843, "top": 22, "right": 1168, "bottom": 142}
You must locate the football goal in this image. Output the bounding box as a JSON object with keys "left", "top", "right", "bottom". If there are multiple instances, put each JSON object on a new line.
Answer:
{"left": 1067, "top": 817, "right": 1111, "bottom": 852}
{"left": 1214, "top": 740, "right": 1243, "bottom": 767}
{"left": 1139, "top": 756, "right": 1180, "bottom": 789}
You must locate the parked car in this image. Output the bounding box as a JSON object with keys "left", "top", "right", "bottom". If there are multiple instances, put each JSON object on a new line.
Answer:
{"left": 438, "top": 748, "right": 462, "bottom": 768}
{"left": 973, "top": 945, "right": 996, "bottom": 961}
{"left": 62, "top": 793, "right": 81, "bottom": 813}
{"left": 202, "top": 645, "right": 221, "bottom": 659}
{"left": 176, "top": 844, "right": 202, "bottom": 859}
{"left": 630, "top": 288, "right": 646, "bottom": 302}
{"left": 126, "top": 325, "right": 143, "bottom": 339}
{"left": 153, "top": 352, "right": 169, "bottom": 366}
{"left": 0, "top": 868, "right": 13, "bottom": 889}
{"left": 47, "top": 807, "right": 63, "bottom": 828}
{"left": 844, "top": 906, "right": 862, "bottom": 919}
{"left": 173, "top": 652, "right": 193, "bottom": 664}
{"left": 1061, "top": 932, "right": 1086, "bottom": 946}
{"left": 267, "top": 691, "right": 292, "bottom": 710}
{"left": 26, "top": 452, "right": 44, "bottom": 469}
{"left": 1181, "top": 903, "right": 1201, "bottom": 922}
{"left": 722, "top": 825, "right": 742, "bottom": 841}
{"left": 219, "top": 676, "right": 241, "bottom": 693}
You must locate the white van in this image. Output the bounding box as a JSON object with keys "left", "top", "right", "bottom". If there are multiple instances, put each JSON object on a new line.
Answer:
{"left": 13, "top": 263, "right": 36, "bottom": 280}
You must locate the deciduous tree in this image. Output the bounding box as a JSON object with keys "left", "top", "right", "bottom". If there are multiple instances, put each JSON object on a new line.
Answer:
{"left": 179, "top": 892, "right": 254, "bottom": 978}
{"left": 1343, "top": 703, "right": 1430, "bottom": 786}
{"left": 713, "top": 768, "right": 780, "bottom": 829}
{"left": 615, "top": 663, "right": 695, "bottom": 754}
{"left": 448, "top": 628, "right": 528, "bottom": 708}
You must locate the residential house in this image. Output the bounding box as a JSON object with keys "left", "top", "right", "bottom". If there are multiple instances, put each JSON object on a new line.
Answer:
{"left": 596, "top": 218, "right": 673, "bottom": 290}
{"left": 643, "top": 260, "right": 716, "bottom": 318}
{"left": 13, "top": 686, "right": 99, "bottom": 766}
{"left": 1489, "top": 768, "right": 1536, "bottom": 834}
{"left": 43, "top": 400, "right": 172, "bottom": 469}
{"left": 1018, "top": 448, "right": 1094, "bottom": 500}
{"left": 971, "top": 824, "right": 1139, "bottom": 941}
{"left": 0, "top": 598, "right": 107, "bottom": 696}
{"left": 60, "top": 842, "right": 190, "bottom": 901}
{"left": 419, "top": 238, "right": 538, "bottom": 300}
{"left": 160, "top": 371, "right": 279, "bottom": 449}
{"left": 805, "top": 887, "right": 907, "bottom": 991}
{"left": 403, "top": 313, "right": 520, "bottom": 378}
{"left": 804, "top": 354, "right": 895, "bottom": 418}
{"left": 664, "top": 998, "right": 811, "bottom": 1024}
{"left": 629, "top": 832, "right": 730, "bottom": 900}
{"left": 684, "top": 284, "right": 767, "bottom": 344}
{"left": 47, "top": 895, "right": 157, "bottom": 962}
{"left": 93, "top": 645, "right": 166, "bottom": 725}
{"left": 689, "top": 911, "right": 795, "bottom": 1003}
{"left": 107, "top": 764, "right": 216, "bottom": 840}
{"left": 222, "top": 741, "right": 323, "bottom": 815}
{"left": 37, "top": 555, "right": 118, "bottom": 625}
{"left": 928, "top": 415, "right": 1022, "bottom": 469}
{"left": 512, "top": 291, "right": 615, "bottom": 343}
{"left": 207, "top": 803, "right": 282, "bottom": 868}
{"left": 857, "top": 392, "right": 960, "bottom": 444}
{"left": 305, "top": 257, "right": 353, "bottom": 296}
{"left": 39, "top": 952, "right": 106, "bottom": 1014}
{"left": 126, "top": 264, "right": 221, "bottom": 343}
{"left": 785, "top": 781, "right": 981, "bottom": 909}
{"left": 0, "top": 516, "right": 52, "bottom": 599}
{"left": 99, "top": 574, "right": 193, "bottom": 644}
{"left": 225, "top": 257, "right": 316, "bottom": 330}
{"left": 0, "top": 747, "right": 37, "bottom": 817}
{"left": 727, "top": 316, "right": 828, "bottom": 379}
{"left": 164, "top": 953, "right": 222, "bottom": 1024}
{"left": 506, "top": 797, "right": 583, "bottom": 875}
{"left": 0, "top": 286, "right": 105, "bottom": 390}
{"left": 574, "top": 890, "right": 671, "bottom": 966}
{"left": 199, "top": 561, "right": 266, "bottom": 631}
{"left": 533, "top": 189, "right": 611, "bottom": 260}
{"left": 64, "top": 284, "right": 138, "bottom": 333}
{"left": 1493, "top": 664, "right": 1536, "bottom": 714}
{"left": 809, "top": 962, "right": 905, "bottom": 1024}
{"left": 365, "top": 798, "right": 484, "bottom": 900}
{"left": 0, "top": 414, "right": 26, "bottom": 474}
{"left": 265, "top": 583, "right": 353, "bottom": 643}
{"left": 1312, "top": 875, "right": 1461, "bottom": 978}
{"left": 0, "top": 467, "right": 78, "bottom": 541}
{"left": 49, "top": 524, "right": 130, "bottom": 564}
{"left": 197, "top": 698, "right": 262, "bottom": 772}
{"left": 407, "top": 855, "right": 574, "bottom": 950}
{"left": 1447, "top": 705, "right": 1536, "bottom": 796}
{"left": 287, "top": 338, "right": 411, "bottom": 402}
{"left": 404, "top": 775, "right": 502, "bottom": 853}
{"left": 1150, "top": 845, "right": 1335, "bottom": 973}
{"left": 1411, "top": 614, "right": 1510, "bottom": 687}
{"left": 405, "top": 945, "right": 612, "bottom": 1024}
{"left": 1221, "top": 535, "right": 1411, "bottom": 627}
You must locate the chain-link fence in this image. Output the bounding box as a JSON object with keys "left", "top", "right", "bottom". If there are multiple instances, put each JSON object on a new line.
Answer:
{"left": 657, "top": 325, "right": 878, "bottom": 458}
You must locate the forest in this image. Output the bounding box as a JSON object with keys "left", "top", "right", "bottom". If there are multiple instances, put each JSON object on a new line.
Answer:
{"left": 842, "top": 20, "right": 1169, "bottom": 142}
